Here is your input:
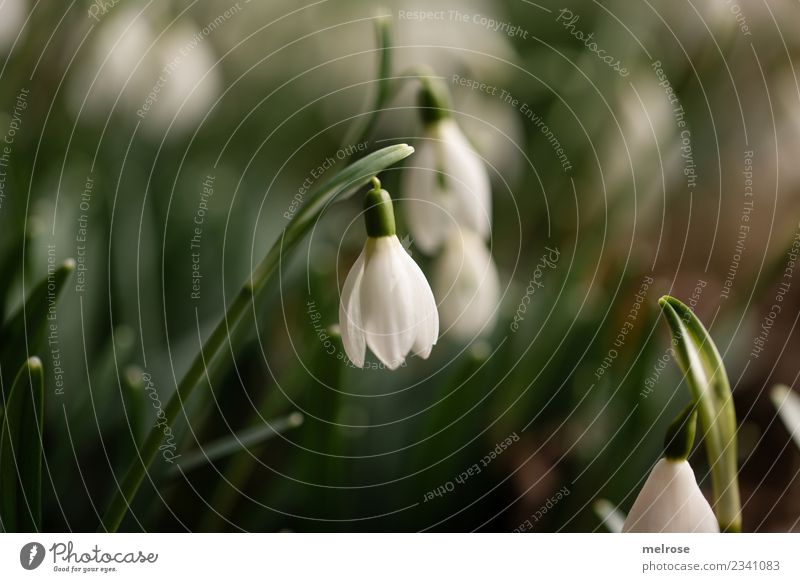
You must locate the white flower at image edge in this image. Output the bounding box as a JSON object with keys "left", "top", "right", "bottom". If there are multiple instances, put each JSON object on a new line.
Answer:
{"left": 403, "top": 118, "right": 492, "bottom": 254}
{"left": 434, "top": 228, "right": 500, "bottom": 340}
{"left": 339, "top": 236, "right": 439, "bottom": 370}
{"left": 622, "top": 458, "right": 720, "bottom": 533}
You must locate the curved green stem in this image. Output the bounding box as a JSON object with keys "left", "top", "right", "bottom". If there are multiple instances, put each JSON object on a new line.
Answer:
{"left": 343, "top": 14, "right": 394, "bottom": 147}
{"left": 98, "top": 144, "right": 414, "bottom": 532}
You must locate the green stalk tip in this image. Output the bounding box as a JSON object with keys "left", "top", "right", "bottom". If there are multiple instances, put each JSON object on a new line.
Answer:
{"left": 664, "top": 405, "right": 697, "bottom": 461}
{"left": 363, "top": 180, "right": 396, "bottom": 237}
{"left": 26, "top": 357, "right": 43, "bottom": 372}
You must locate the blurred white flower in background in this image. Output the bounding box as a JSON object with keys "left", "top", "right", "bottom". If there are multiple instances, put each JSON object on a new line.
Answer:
{"left": 402, "top": 116, "right": 492, "bottom": 254}
{"left": 0, "top": 0, "right": 27, "bottom": 50}
{"left": 456, "top": 89, "right": 525, "bottom": 187}
{"left": 601, "top": 69, "right": 679, "bottom": 212}
{"left": 143, "top": 22, "right": 222, "bottom": 135}
{"left": 70, "top": 5, "right": 155, "bottom": 113}
{"left": 403, "top": 80, "right": 500, "bottom": 340}
{"left": 69, "top": 5, "right": 221, "bottom": 136}
{"left": 339, "top": 183, "right": 439, "bottom": 370}
{"left": 622, "top": 458, "right": 719, "bottom": 533}
{"left": 433, "top": 228, "right": 500, "bottom": 340}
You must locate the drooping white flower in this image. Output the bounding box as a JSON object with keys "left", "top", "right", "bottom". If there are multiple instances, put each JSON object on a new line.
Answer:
{"left": 339, "top": 180, "right": 439, "bottom": 370}
{"left": 403, "top": 100, "right": 491, "bottom": 254}
{"left": 622, "top": 458, "right": 719, "bottom": 533}
{"left": 433, "top": 228, "right": 500, "bottom": 340}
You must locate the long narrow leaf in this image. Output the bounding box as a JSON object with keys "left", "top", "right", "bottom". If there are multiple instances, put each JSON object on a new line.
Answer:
{"left": 169, "top": 412, "right": 304, "bottom": 476}
{"left": 658, "top": 295, "right": 740, "bottom": 532}
{"left": 0, "top": 357, "right": 44, "bottom": 532}
{"left": 0, "top": 259, "right": 75, "bottom": 379}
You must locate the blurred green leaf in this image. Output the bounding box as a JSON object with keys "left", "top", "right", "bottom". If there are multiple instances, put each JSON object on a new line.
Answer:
{"left": 169, "top": 412, "right": 304, "bottom": 477}
{"left": 658, "top": 295, "right": 740, "bottom": 532}
{"left": 0, "top": 259, "right": 74, "bottom": 380}
{"left": 771, "top": 384, "right": 800, "bottom": 452}
{"left": 0, "top": 235, "right": 24, "bottom": 320}
{"left": 0, "top": 357, "right": 44, "bottom": 532}
{"left": 342, "top": 14, "right": 394, "bottom": 146}
{"left": 593, "top": 499, "right": 625, "bottom": 533}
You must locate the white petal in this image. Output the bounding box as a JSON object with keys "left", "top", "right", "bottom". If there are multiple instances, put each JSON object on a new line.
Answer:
{"left": 401, "top": 139, "right": 452, "bottom": 253}
{"left": 360, "top": 237, "right": 416, "bottom": 370}
{"left": 338, "top": 248, "right": 367, "bottom": 368}
{"left": 388, "top": 237, "right": 439, "bottom": 359}
{"left": 622, "top": 459, "right": 720, "bottom": 533}
{"left": 437, "top": 120, "right": 492, "bottom": 240}
{"left": 434, "top": 228, "right": 500, "bottom": 340}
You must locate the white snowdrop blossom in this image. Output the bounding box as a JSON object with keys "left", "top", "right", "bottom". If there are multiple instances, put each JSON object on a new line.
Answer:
{"left": 339, "top": 180, "right": 439, "bottom": 370}
{"left": 403, "top": 116, "right": 491, "bottom": 254}
{"left": 622, "top": 458, "right": 720, "bottom": 533}
{"left": 433, "top": 228, "right": 500, "bottom": 339}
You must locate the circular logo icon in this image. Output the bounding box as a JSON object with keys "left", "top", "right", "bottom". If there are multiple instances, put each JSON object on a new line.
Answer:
{"left": 19, "top": 542, "right": 46, "bottom": 570}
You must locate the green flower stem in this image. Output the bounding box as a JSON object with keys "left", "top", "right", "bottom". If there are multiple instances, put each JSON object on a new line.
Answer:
{"left": 658, "top": 295, "right": 741, "bottom": 532}
{"left": 98, "top": 144, "right": 414, "bottom": 532}
{"left": 363, "top": 177, "right": 396, "bottom": 237}
{"left": 417, "top": 75, "right": 452, "bottom": 125}
{"left": 663, "top": 405, "right": 697, "bottom": 461}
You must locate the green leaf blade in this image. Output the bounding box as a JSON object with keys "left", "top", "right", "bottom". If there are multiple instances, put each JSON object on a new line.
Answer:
{"left": 168, "top": 412, "right": 304, "bottom": 477}
{"left": 0, "top": 357, "right": 45, "bottom": 532}
{"left": 0, "top": 259, "right": 75, "bottom": 379}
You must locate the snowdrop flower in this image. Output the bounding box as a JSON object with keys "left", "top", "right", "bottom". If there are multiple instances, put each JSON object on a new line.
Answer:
{"left": 402, "top": 80, "right": 492, "bottom": 254}
{"left": 339, "top": 178, "right": 439, "bottom": 370}
{"left": 433, "top": 228, "right": 500, "bottom": 340}
{"left": 622, "top": 458, "right": 719, "bottom": 533}
{"left": 623, "top": 409, "right": 719, "bottom": 533}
